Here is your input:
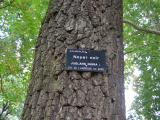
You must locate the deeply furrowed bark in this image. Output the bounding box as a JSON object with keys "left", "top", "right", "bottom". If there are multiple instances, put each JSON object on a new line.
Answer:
{"left": 22, "top": 0, "right": 125, "bottom": 120}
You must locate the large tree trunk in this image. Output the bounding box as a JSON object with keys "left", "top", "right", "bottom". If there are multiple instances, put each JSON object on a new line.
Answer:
{"left": 22, "top": 0, "right": 125, "bottom": 119}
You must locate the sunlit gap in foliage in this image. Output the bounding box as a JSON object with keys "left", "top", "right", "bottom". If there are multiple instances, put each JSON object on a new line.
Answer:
{"left": 0, "top": 16, "right": 9, "bottom": 39}
{"left": 125, "top": 53, "right": 141, "bottom": 118}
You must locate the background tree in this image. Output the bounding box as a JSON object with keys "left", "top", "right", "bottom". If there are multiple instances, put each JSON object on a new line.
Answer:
{"left": 22, "top": 0, "right": 125, "bottom": 119}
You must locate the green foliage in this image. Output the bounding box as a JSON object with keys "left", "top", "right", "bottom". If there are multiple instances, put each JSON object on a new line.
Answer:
{"left": 0, "top": 0, "right": 49, "bottom": 119}
{"left": 0, "top": 0, "right": 160, "bottom": 119}
{"left": 124, "top": 0, "right": 160, "bottom": 119}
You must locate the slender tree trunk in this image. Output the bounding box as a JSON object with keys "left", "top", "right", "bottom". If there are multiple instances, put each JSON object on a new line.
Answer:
{"left": 22, "top": 0, "right": 125, "bottom": 119}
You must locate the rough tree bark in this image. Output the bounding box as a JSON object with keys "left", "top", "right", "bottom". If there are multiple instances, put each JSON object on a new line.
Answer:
{"left": 22, "top": 0, "right": 125, "bottom": 119}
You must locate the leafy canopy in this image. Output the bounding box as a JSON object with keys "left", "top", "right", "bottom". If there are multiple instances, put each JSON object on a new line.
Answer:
{"left": 124, "top": 0, "right": 160, "bottom": 119}
{"left": 0, "top": 0, "right": 49, "bottom": 119}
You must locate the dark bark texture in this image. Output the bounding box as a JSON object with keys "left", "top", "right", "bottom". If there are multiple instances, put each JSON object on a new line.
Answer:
{"left": 22, "top": 0, "right": 125, "bottom": 119}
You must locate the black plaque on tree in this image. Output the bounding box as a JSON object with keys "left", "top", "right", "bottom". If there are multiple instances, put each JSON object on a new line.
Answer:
{"left": 65, "top": 49, "right": 107, "bottom": 72}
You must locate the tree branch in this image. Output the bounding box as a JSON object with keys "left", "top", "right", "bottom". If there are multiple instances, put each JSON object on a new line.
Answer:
{"left": 0, "top": 75, "right": 3, "bottom": 93}
{"left": 0, "top": 102, "right": 10, "bottom": 119}
{"left": 123, "top": 19, "right": 160, "bottom": 35}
